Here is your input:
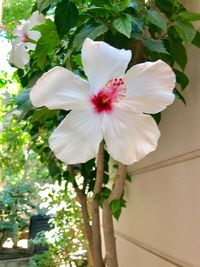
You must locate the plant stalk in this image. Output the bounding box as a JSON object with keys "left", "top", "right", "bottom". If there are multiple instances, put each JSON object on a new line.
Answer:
{"left": 92, "top": 141, "right": 105, "bottom": 267}
{"left": 68, "top": 164, "right": 94, "bottom": 266}
{"left": 102, "top": 163, "right": 127, "bottom": 267}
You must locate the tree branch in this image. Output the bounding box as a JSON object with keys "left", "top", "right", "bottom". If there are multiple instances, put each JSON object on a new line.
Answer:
{"left": 68, "top": 164, "right": 94, "bottom": 266}
{"left": 102, "top": 163, "right": 127, "bottom": 267}
{"left": 131, "top": 39, "right": 144, "bottom": 65}
{"left": 109, "top": 164, "right": 127, "bottom": 202}
{"left": 75, "top": 186, "right": 94, "bottom": 266}
{"left": 92, "top": 141, "right": 105, "bottom": 267}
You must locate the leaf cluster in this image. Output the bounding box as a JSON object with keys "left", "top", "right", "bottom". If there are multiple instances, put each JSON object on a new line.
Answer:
{"left": 3, "top": 0, "right": 200, "bottom": 221}
{"left": 0, "top": 181, "right": 36, "bottom": 245}
{"left": 34, "top": 180, "right": 87, "bottom": 266}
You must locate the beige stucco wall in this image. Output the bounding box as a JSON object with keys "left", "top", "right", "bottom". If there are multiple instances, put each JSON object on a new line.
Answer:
{"left": 115, "top": 1, "right": 200, "bottom": 267}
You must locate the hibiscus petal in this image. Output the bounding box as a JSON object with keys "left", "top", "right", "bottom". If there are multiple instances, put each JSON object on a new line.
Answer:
{"left": 82, "top": 38, "right": 131, "bottom": 93}
{"left": 25, "top": 42, "right": 36, "bottom": 51}
{"left": 28, "top": 11, "right": 45, "bottom": 29}
{"left": 28, "top": 30, "right": 41, "bottom": 41}
{"left": 30, "top": 67, "right": 91, "bottom": 110}
{"left": 49, "top": 110, "right": 103, "bottom": 164}
{"left": 26, "top": 30, "right": 41, "bottom": 50}
{"left": 13, "top": 24, "right": 24, "bottom": 36}
{"left": 120, "top": 60, "right": 175, "bottom": 114}
{"left": 102, "top": 108, "right": 160, "bottom": 165}
{"left": 9, "top": 40, "right": 30, "bottom": 69}
{"left": 13, "top": 12, "right": 44, "bottom": 37}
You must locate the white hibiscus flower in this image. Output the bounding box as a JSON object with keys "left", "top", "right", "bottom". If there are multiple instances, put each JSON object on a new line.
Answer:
{"left": 30, "top": 38, "right": 176, "bottom": 165}
{"left": 10, "top": 11, "right": 45, "bottom": 69}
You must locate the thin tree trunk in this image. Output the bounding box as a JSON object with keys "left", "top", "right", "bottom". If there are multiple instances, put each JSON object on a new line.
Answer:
{"left": 129, "top": 39, "right": 144, "bottom": 66}
{"left": 68, "top": 164, "right": 94, "bottom": 266}
{"left": 75, "top": 187, "right": 93, "bottom": 264}
{"left": 102, "top": 164, "right": 127, "bottom": 267}
{"left": 92, "top": 141, "right": 105, "bottom": 267}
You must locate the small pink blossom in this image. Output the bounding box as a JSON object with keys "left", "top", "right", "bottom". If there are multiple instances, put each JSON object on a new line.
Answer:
{"left": 10, "top": 11, "right": 45, "bottom": 69}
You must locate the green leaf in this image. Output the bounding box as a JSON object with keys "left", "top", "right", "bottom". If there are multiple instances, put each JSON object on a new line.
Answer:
{"left": 146, "top": 10, "right": 167, "bottom": 30}
{"left": 16, "top": 89, "right": 32, "bottom": 112}
{"left": 34, "top": 19, "right": 60, "bottom": 69}
{"left": 174, "top": 20, "right": 196, "bottom": 44}
{"left": 31, "top": 108, "right": 58, "bottom": 123}
{"left": 73, "top": 24, "right": 108, "bottom": 50}
{"left": 37, "top": 0, "right": 52, "bottom": 11}
{"left": 119, "top": 0, "right": 130, "bottom": 11}
{"left": 168, "top": 25, "right": 181, "bottom": 41}
{"left": 127, "top": 1, "right": 141, "bottom": 12}
{"left": 152, "top": 112, "right": 161, "bottom": 125}
{"left": 174, "top": 69, "right": 189, "bottom": 90}
{"left": 113, "top": 14, "right": 133, "bottom": 38}
{"left": 126, "top": 173, "right": 132, "bottom": 182}
{"left": 48, "top": 159, "right": 61, "bottom": 177}
{"left": 113, "top": 164, "right": 118, "bottom": 169}
{"left": 37, "top": 0, "right": 61, "bottom": 11}
{"left": 93, "top": 0, "right": 111, "bottom": 6}
{"left": 85, "top": 7, "right": 111, "bottom": 16}
{"left": 103, "top": 150, "right": 110, "bottom": 184}
{"left": 65, "top": 172, "right": 75, "bottom": 184}
{"left": 110, "top": 199, "right": 126, "bottom": 220}
{"left": 168, "top": 38, "right": 187, "bottom": 70}
{"left": 177, "top": 11, "right": 200, "bottom": 21}
{"left": 110, "top": 200, "right": 121, "bottom": 220}
{"left": 81, "top": 159, "right": 95, "bottom": 181}
{"left": 101, "top": 187, "right": 111, "bottom": 199}
{"left": 192, "top": 31, "right": 200, "bottom": 48}
{"left": 55, "top": 0, "right": 79, "bottom": 38}
{"left": 96, "top": 187, "right": 111, "bottom": 207}
{"left": 155, "top": 0, "right": 173, "bottom": 18}
{"left": 134, "top": 34, "right": 169, "bottom": 54}
{"left": 174, "top": 88, "right": 186, "bottom": 105}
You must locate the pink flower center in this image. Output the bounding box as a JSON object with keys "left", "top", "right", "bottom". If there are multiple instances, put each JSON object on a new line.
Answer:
{"left": 91, "top": 77, "right": 126, "bottom": 113}
{"left": 20, "top": 33, "right": 29, "bottom": 43}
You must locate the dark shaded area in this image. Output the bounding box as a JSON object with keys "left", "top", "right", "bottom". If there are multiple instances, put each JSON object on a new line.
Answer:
{"left": 0, "top": 215, "right": 50, "bottom": 260}
{"left": 29, "top": 214, "right": 50, "bottom": 253}
{"left": 0, "top": 248, "right": 32, "bottom": 260}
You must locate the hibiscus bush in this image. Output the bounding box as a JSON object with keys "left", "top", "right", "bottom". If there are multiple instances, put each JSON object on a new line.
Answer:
{"left": 3, "top": 0, "right": 200, "bottom": 266}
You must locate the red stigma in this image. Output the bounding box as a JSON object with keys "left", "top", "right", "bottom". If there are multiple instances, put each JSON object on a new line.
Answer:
{"left": 91, "top": 91, "right": 112, "bottom": 113}
{"left": 91, "top": 77, "right": 126, "bottom": 113}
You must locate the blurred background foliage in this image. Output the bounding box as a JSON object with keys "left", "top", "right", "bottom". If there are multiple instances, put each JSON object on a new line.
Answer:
{"left": 3, "top": 0, "right": 35, "bottom": 30}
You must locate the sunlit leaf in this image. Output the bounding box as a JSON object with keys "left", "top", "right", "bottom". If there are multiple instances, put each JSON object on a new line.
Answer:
{"left": 177, "top": 11, "right": 200, "bottom": 21}
{"left": 146, "top": 10, "right": 167, "bottom": 30}
{"left": 174, "top": 20, "right": 196, "bottom": 44}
